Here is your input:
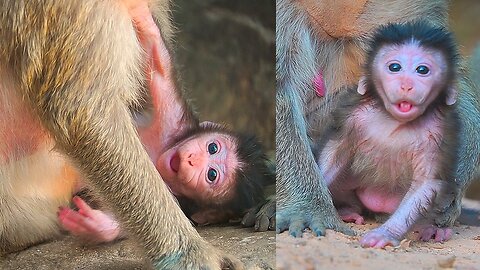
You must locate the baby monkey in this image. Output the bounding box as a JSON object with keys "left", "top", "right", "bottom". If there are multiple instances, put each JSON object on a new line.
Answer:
{"left": 317, "top": 21, "right": 460, "bottom": 248}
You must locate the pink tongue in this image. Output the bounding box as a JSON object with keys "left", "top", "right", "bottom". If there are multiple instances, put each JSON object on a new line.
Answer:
{"left": 398, "top": 101, "right": 412, "bottom": 112}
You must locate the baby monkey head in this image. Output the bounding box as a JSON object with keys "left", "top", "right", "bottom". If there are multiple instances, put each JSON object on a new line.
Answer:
{"left": 358, "top": 21, "right": 460, "bottom": 122}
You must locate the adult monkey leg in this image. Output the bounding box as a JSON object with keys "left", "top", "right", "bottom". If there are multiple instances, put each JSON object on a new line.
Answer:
{"left": 0, "top": 1, "right": 240, "bottom": 269}
{"left": 276, "top": 0, "right": 352, "bottom": 237}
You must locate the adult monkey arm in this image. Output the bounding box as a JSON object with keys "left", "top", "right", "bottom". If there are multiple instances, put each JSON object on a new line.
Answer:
{"left": 276, "top": 0, "right": 352, "bottom": 237}
{"left": 0, "top": 0, "right": 241, "bottom": 268}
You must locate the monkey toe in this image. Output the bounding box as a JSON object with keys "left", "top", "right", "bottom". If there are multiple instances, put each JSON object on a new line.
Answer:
{"left": 415, "top": 225, "right": 452, "bottom": 242}
{"left": 254, "top": 215, "right": 270, "bottom": 232}
{"left": 275, "top": 212, "right": 292, "bottom": 234}
{"left": 288, "top": 219, "right": 306, "bottom": 237}
{"left": 360, "top": 229, "right": 399, "bottom": 248}
{"left": 268, "top": 216, "right": 276, "bottom": 231}
{"left": 241, "top": 211, "right": 256, "bottom": 228}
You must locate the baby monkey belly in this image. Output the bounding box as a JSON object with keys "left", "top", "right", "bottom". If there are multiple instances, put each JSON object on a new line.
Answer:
{"left": 356, "top": 187, "right": 404, "bottom": 214}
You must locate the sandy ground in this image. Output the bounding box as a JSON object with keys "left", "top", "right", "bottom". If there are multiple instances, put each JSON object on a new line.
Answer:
{"left": 1, "top": 225, "right": 275, "bottom": 270}
{"left": 277, "top": 200, "right": 480, "bottom": 270}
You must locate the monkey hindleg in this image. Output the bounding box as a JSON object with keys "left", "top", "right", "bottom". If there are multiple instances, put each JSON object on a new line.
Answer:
{"left": 361, "top": 180, "right": 443, "bottom": 248}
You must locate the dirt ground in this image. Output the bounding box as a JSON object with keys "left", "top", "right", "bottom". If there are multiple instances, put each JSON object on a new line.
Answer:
{"left": 0, "top": 225, "right": 275, "bottom": 270}
{"left": 277, "top": 200, "right": 480, "bottom": 270}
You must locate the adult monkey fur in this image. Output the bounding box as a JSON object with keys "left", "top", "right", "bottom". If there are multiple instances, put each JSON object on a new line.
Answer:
{"left": 318, "top": 21, "right": 460, "bottom": 247}
{"left": 0, "top": 0, "right": 242, "bottom": 269}
{"left": 276, "top": 0, "right": 480, "bottom": 237}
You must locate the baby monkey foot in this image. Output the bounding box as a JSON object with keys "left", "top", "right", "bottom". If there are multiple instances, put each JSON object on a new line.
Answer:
{"left": 338, "top": 207, "right": 365, "bottom": 225}
{"left": 360, "top": 227, "right": 400, "bottom": 248}
{"left": 414, "top": 224, "right": 453, "bottom": 242}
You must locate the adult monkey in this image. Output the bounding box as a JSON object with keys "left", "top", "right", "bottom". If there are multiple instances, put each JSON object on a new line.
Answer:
{"left": 276, "top": 0, "right": 480, "bottom": 237}
{"left": 0, "top": 0, "right": 243, "bottom": 268}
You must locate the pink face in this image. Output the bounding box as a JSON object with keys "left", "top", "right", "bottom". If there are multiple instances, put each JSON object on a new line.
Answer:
{"left": 372, "top": 42, "right": 450, "bottom": 122}
{"left": 155, "top": 132, "right": 239, "bottom": 201}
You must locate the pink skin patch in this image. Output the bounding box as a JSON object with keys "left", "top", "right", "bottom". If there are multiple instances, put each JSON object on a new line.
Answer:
{"left": 356, "top": 187, "right": 402, "bottom": 214}
{"left": 414, "top": 224, "right": 453, "bottom": 242}
{"left": 58, "top": 196, "right": 120, "bottom": 243}
{"left": 338, "top": 207, "right": 365, "bottom": 225}
{"left": 360, "top": 228, "right": 400, "bottom": 248}
{"left": 314, "top": 72, "right": 326, "bottom": 97}
{"left": 398, "top": 101, "right": 413, "bottom": 112}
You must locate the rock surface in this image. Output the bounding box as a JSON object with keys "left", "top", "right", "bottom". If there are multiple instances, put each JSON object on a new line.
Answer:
{"left": 1, "top": 226, "right": 275, "bottom": 270}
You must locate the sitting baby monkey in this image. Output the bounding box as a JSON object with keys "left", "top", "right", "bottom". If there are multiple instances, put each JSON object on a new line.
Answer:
{"left": 317, "top": 21, "right": 461, "bottom": 248}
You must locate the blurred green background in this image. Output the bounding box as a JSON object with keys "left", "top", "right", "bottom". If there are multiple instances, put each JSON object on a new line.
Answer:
{"left": 172, "top": 0, "right": 275, "bottom": 154}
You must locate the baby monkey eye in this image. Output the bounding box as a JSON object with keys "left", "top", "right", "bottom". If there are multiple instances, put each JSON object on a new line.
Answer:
{"left": 207, "top": 168, "right": 218, "bottom": 182}
{"left": 207, "top": 142, "right": 218, "bottom": 155}
{"left": 388, "top": 63, "right": 401, "bottom": 72}
{"left": 416, "top": 65, "right": 429, "bottom": 75}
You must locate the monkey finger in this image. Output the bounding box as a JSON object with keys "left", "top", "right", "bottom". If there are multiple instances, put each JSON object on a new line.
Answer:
{"left": 288, "top": 219, "right": 306, "bottom": 238}
{"left": 268, "top": 216, "right": 276, "bottom": 231}
{"left": 275, "top": 214, "right": 290, "bottom": 234}
{"left": 58, "top": 209, "right": 90, "bottom": 235}
{"left": 72, "top": 196, "right": 95, "bottom": 217}
{"left": 254, "top": 215, "right": 270, "bottom": 232}
{"left": 309, "top": 216, "right": 355, "bottom": 237}
{"left": 240, "top": 210, "right": 257, "bottom": 228}
{"left": 258, "top": 200, "right": 276, "bottom": 219}
{"left": 60, "top": 207, "right": 98, "bottom": 231}
{"left": 331, "top": 222, "right": 356, "bottom": 236}
{"left": 308, "top": 221, "right": 327, "bottom": 237}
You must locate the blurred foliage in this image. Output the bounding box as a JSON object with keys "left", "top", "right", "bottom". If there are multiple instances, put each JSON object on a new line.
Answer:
{"left": 449, "top": 0, "right": 480, "bottom": 55}
{"left": 172, "top": 0, "right": 275, "bottom": 152}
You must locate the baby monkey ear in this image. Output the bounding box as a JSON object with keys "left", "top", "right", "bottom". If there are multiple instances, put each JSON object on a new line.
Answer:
{"left": 446, "top": 85, "right": 457, "bottom": 105}
{"left": 357, "top": 76, "right": 367, "bottom": 95}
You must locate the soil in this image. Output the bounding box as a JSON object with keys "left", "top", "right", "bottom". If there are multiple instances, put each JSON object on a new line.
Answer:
{"left": 1, "top": 225, "right": 275, "bottom": 270}
{"left": 277, "top": 200, "right": 480, "bottom": 270}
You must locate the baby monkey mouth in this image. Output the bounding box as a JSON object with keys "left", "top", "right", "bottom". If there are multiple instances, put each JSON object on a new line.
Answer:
{"left": 170, "top": 153, "right": 180, "bottom": 173}
{"left": 397, "top": 101, "right": 413, "bottom": 112}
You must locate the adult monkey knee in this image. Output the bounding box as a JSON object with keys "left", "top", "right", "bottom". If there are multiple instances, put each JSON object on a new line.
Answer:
{"left": 0, "top": 1, "right": 241, "bottom": 269}
{"left": 275, "top": 0, "right": 479, "bottom": 237}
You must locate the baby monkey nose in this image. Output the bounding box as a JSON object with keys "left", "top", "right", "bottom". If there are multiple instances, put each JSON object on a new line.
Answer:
{"left": 186, "top": 153, "right": 204, "bottom": 167}
{"left": 401, "top": 84, "right": 413, "bottom": 92}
